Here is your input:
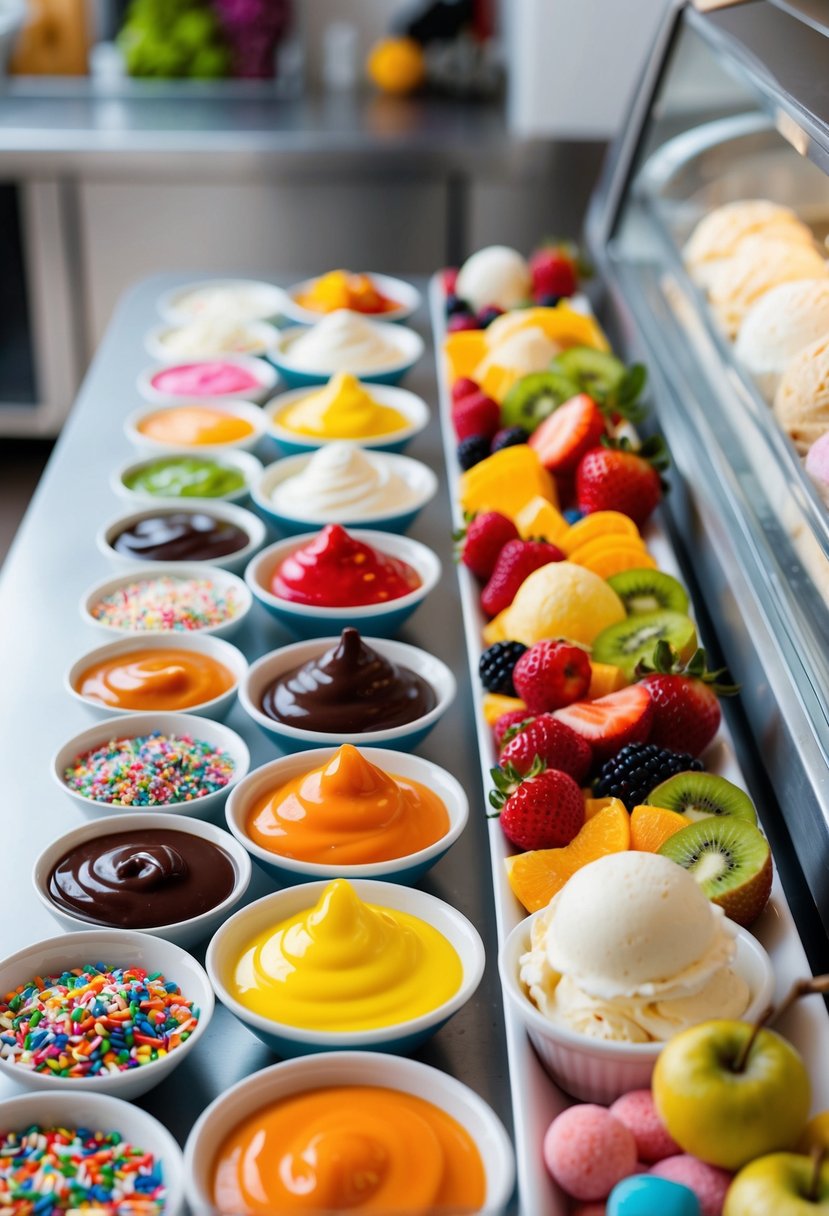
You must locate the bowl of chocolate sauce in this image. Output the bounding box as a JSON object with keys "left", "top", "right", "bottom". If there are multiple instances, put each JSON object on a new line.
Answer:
{"left": 238, "top": 626, "right": 456, "bottom": 753}
{"left": 97, "top": 499, "right": 266, "bottom": 574}
{"left": 33, "top": 812, "right": 252, "bottom": 948}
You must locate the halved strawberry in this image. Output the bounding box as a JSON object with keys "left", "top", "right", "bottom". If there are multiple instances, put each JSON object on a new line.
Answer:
{"left": 529, "top": 394, "right": 607, "bottom": 474}
{"left": 553, "top": 684, "right": 653, "bottom": 763}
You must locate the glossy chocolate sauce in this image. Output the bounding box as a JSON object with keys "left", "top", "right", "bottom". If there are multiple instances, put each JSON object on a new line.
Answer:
{"left": 48, "top": 828, "right": 236, "bottom": 928}
{"left": 260, "top": 627, "right": 436, "bottom": 733}
{"left": 111, "top": 510, "right": 248, "bottom": 562}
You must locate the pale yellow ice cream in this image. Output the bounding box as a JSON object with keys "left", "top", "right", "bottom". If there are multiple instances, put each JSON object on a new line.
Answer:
{"left": 520, "top": 852, "right": 750, "bottom": 1044}
{"left": 482, "top": 562, "right": 625, "bottom": 647}
{"left": 774, "top": 335, "right": 829, "bottom": 451}
{"left": 475, "top": 326, "right": 560, "bottom": 384}
{"left": 735, "top": 279, "right": 829, "bottom": 400}
{"left": 684, "top": 200, "right": 814, "bottom": 291}
{"left": 455, "top": 245, "right": 531, "bottom": 312}
{"left": 709, "top": 236, "right": 828, "bottom": 338}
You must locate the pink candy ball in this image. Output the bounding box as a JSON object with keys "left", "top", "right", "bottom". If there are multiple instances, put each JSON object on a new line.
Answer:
{"left": 651, "top": 1154, "right": 732, "bottom": 1216}
{"left": 543, "top": 1105, "right": 638, "bottom": 1202}
{"left": 609, "top": 1090, "right": 681, "bottom": 1163}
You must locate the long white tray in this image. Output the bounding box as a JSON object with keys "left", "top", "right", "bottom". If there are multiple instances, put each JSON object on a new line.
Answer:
{"left": 428, "top": 274, "right": 829, "bottom": 1216}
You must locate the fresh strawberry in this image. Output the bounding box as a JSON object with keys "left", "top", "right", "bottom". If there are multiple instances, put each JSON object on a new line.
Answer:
{"left": 480, "top": 539, "right": 564, "bottom": 617}
{"left": 489, "top": 759, "right": 584, "bottom": 850}
{"left": 493, "top": 709, "right": 535, "bottom": 749}
{"left": 442, "top": 267, "right": 459, "bottom": 295}
{"left": 529, "top": 394, "right": 607, "bottom": 474}
{"left": 452, "top": 390, "right": 501, "bottom": 441}
{"left": 451, "top": 376, "right": 480, "bottom": 404}
{"left": 576, "top": 436, "right": 668, "bottom": 527}
{"left": 512, "top": 640, "right": 592, "bottom": 711}
{"left": 455, "top": 511, "right": 519, "bottom": 580}
{"left": 500, "top": 713, "right": 592, "bottom": 783}
{"left": 637, "top": 641, "right": 739, "bottom": 757}
{"left": 553, "top": 684, "right": 653, "bottom": 763}
{"left": 530, "top": 244, "right": 579, "bottom": 300}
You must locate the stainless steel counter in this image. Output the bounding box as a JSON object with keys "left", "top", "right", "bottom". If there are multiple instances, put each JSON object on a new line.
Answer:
{"left": 0, "top": 276, "right": 515, "bottom": 1173}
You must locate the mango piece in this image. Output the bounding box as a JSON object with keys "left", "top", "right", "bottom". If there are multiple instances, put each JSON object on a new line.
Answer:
{"left": 568, "top": 536, "right": 648, "bottom": 566}
{"left": 482, "top": 692, "right": 526, "bottom": 726}
{"left": 587, "top": 661, "right": 628, "bottom": 699}
{"left": 559, "top": 511, "right": 642, "bottom": 555}
{"left": 443, "top": 331, "right": 487, "bottom": 383}
{"left": 514, "top": 496, "right": 570, "bottom": 545}
{"left": 460, "top": 445, "right": 557, "bottom": 519}
{"left": 583, "top": 548, "right": 659, "bottom": 580}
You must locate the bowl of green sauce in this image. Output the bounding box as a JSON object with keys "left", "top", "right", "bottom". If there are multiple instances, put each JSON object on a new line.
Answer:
{"left": 113, "top": 450, "right": 264, "bottom": 506}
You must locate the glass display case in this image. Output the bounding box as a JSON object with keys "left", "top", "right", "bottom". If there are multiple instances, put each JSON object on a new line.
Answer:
{"left": 587, "top": 0, "right": 829, "bottom": 933}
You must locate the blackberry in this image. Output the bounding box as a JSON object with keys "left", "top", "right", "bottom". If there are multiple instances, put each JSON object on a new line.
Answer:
{"left": 457, "top": 435, "right": 490, "bottom": 471}
{"left": 491, "top": 426, "right": 529, "bottom": 453}
{"left": 479, "top": 641, "right": 528, "bottom": 695}
{"left": 445, "top": 293, "right": 472, "bottom": 316}
{"left": 593, "top": 742, "right": 704, "bottom": 810}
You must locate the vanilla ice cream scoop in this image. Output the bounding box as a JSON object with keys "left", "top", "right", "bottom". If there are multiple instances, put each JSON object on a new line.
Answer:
{"left": 684, "top": 200, "right": 814, "bottom": 290}
{"left": 735, "top": 279, "right": 829, "bottom": 400}
{"left": 455, "top": 245, "right": 531, "bottom": 311}
{"left": 709, "top": 236, "right": 828, "bottom": 339}
{"left": 774, "top": 335, "right": 829, "bottom": 452}
{"left": 270, "top": 443, "right": 419, "bottom": 521}
{"left": 283, "top": 311, "right": 405, "bottom": 374}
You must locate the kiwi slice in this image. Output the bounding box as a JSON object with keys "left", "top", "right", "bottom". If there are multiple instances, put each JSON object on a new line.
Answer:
{"left": 551, "top": 346, "right": 627, "bottom": 400}
{"left": 658, "top": 816, "right": 772, "bottom": 926}
{"left": 500, "top": 370, "right": 580, "bottom": 432}
{"left": 646, "top": 771, "right": 757, "bottom": 824}
{"left": 607, "top": 569, "right": 690, "bottom": 616}
{"left": 591, "top": 610, "right": 697, "bottom": 681}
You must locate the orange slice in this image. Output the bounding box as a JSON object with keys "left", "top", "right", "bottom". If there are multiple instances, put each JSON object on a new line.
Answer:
{"left": 460, "top": 446, "right": 557, "bottom": 518}
{"left": 584, "top": 796, "right": 615, "bottom": 820}
{"left": 559, "top": 512, "right": 641, "bottom": 555}
{"left": 568, "top": 536, "right": 648, "bottom": 565}
{"left": 506, "top": 799, "right": 630, "bottom": 913}
{"left": 587, "top": 661, "right": 628, "bottom": 699}
{"left": 630, "top": 805, "right": 690, "bottom": 852}
{"left": 443, "top": 331, "right": 487, "bottom": 383}
{"left": 514, "top": 497, "right": 570, "bottom": 545}
{"left": 482, "top": 692, "right": 526, "bottom": 726}
{"left": 581, "top": 547, "right": 659, "bottom": 581}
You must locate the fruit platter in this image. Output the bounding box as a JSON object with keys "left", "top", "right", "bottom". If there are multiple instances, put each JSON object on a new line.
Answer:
{"left": 430, "top": 244, "right": 829, "bottom": 1215}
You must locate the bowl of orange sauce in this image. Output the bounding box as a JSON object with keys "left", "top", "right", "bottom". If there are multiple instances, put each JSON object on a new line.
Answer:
{"left": 66, "top": 634, "right": 248, "bottom": 721}
{"left": 124, "top": 399, "right": 268, "bottom": 455}
{"left": 183, "top": 1050, "right": 514, "bottom": 1216}
{"left": 224, "top": 744, "right": 468, "bottom": 884}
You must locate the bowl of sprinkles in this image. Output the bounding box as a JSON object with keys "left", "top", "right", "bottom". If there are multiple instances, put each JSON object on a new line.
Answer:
{"left": 0, "top": 1089, "right": 184, "bottom": 1215}
{"left": 51, "top": 712, "right": 249, "bottom": 823}
{"left": 80, "top": 563, "right": 253, "bottom": 640}
{"left": 0, "top": 929, "right": 213, "bottom": 1099}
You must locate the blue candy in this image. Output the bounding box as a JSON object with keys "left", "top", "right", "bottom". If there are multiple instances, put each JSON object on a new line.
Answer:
{"left": 608, "top": 1174, "right": 701, "bottom": 1216}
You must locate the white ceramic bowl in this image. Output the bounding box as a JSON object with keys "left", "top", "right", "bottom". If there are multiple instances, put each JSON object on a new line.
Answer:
{"left": 157, "top": 278, "right": 288, "bottom": 325}
{"left": 263, "top": 381, "right": 430, "bottom": 455}
{"left": 238, "top": 635, "right": 456, "bottom": 753}
{"left": 32, "top": 811, "right": 252, "bottom": 947}
{"left": 250, "top": 449, "right": 438, "bottom": 536}
{"left": 65, "top": 633, "right": 248, "bottom": 721}
{"left": 111, "top": 449, "right": 264, "bottom": 507}
{"left": 270, "top": 320, "right": 425, "bottom": 388}
{"left": 137, "top": 355, "right": 278, "bottom": 406}
{"left": 80, "top": 562, "right": 253, "bottom": 640}
{"left": 0, "top": 929, "right": 213, "bottom": 1100}
{"left": 145, "top": 319, "right": 280, "bottom": 363}
{"left": 52, "top": 711, "right": 250, "bottom": 823}
{"left": 125, "top": 399, "right": 268, "bottom": 455}
{"left": 184, "top": 1051, "right": 514, "bottom": 1215}
{"left": 0, "top": 1090, "right": 185, "bottom": 1215}
{"left": 206, "top": 879, "right": 485, "bottom": 1056}
{"left": 244, "top": 530, "right": 441, "bottom": 639}
{"left": 224, "top": 746, "right": 468, "bottom": 885}
{"left": 96, "top": 499, "right": 266, "bottom": 575}
{"left": 280, "top": 272, "right": 421, "bottom": 325}
{"left": 499, "top": 912, "right": 776, "bottom": 1104}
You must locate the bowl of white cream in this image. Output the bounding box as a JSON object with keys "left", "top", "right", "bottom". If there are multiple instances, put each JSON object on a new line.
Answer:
{"left": 268, "top": 310, "right": 424, "bottom": 387}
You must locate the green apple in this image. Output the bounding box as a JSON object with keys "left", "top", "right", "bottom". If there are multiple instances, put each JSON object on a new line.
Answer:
{"left": 800, "top": 1114, "right": 829, "bottom": 1155}
{"left": 652, "top": 1018, "right": 810, "bottom": 1170}
{"left": 724, "top": 1152, "right": 829, "bottom": 1214}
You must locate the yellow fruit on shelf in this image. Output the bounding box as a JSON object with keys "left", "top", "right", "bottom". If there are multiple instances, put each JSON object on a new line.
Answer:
{"left": 444, "top": 331, "right": 488, "bottom": 383}
{"left": 574, "top": 545, "right": 659, "bottom": 581}
{"left": 366, "top": 37, "right": 426, "bottom": 95}
{"left": 482, "top": 693, "right": 527, "bottom": 726}
{"left": 505, "top": 799, "right": 630, "bottom": 913}
{"left": 460, "top": 445, "right": 557, "bottom": 519}
{"left": 483, "top": 561, "right": 626, "bottom": 647}
{"left": 514, "top": 497, "right": 570, "bottom": 545}
{"left": 587, "top": 661, "right": 628, "bottom": 699}
{"left": 584, "top": 796, "right": 616, "bottom": 820}
{"left": 630, "top": 805, "right": 690, "bottom": 852}
{"left": 484, "top": 306, "right": 610, "bottom": 354}
{"left": 567, "top": 535, "right": 648, "bottom": 566}
{"left": 559, "top": 511, "right": 642, "bottom": 555}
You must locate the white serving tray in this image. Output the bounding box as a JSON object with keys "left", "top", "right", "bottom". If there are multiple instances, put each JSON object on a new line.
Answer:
{"left": 428, "top": 274, "right": 829, "bottom": 1216}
